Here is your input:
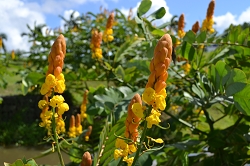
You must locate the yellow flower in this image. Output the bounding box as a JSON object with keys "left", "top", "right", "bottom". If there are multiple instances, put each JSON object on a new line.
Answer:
{"left": 115, "top": 138, "right": 128, "bottom": 149}
{"left": 45, "top": 74, "right": 57, "bottom": 87}
{"left": 146, "top": 109, "right": 161, "bottom": 128}
{"left": 151, "top": 138, "right": 164, "bottom": 143}
{"left": 114, "top": 149, "right": 123, "bottom": 160}
{"left": 157, "top": 89, "right": 167, "bottom": 98}
{"left": 132, "top": 103, "right": 144, "bottom": 118}
{"left": 155, "top": 95, "right": 166, "bottom": 111}
{"left": 128, "top": 144, "right": 137, "bottom": 154}
{"left": 56, "top": 73, "right": 65, "bottom": 82}
{"left": 76, "top": 125, "right": 82, "bottom": 136}
{"left": 50, "top": 95, "right": 64, "bottom": 107}
{"left": 38, "top": 100, "right": 47, "bottom": 109}
{"left": 40, "top": 83, "right": 50, "bottom": 95}
{"left": 182, "top": 63, "right": 191, "bottom": 74}
{"left": 142, "top": 87, "right": 156, "bottom": 105}
{"left": 55, "top": 80, "right": 66, "bottom": 93}
{"left": 57, "top": 103, "right": 69, "bottom": 115}
{"left": 123, "top": 156, "right": 134, "bottom": 166}
{"left": 68, "top": 126, "right": 76, "bottom": 138}
{"left": 106, "top": 28, "right": 113, "bottom": 35}
{"left": 56, "top": 118, "right": 65, "bottom": 134}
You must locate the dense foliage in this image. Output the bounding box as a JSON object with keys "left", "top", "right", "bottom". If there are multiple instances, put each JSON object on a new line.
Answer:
{"left": 1, "top": 0, "right": 250, "bottom": 165}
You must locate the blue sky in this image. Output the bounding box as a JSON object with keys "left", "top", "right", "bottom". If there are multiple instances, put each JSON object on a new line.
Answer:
{"left": 0, "top": 0, "right": 250, "bottom": 51}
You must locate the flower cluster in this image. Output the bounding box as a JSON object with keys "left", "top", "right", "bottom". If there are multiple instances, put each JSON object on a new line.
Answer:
{"left": 192, "top": 21, "right": 200, "bottom": 34}
{"left": 182, "top": 62, "right": 191, "bottom": 74}
{"left": 68, "top": 114, "right": 83, "bottom": 138}
{"left": 80, "top": 90, "right": 88, "bottom": 121}
{"left": 40, "top": 73, "right": 66, "bottom": 95}
{"left": 177, "top": 14, "right": 185, "bottom": 38}
{"left": 142, "top": 34, "right": 172, "bottom": 128}
{"left": 201, "top": 0, "right": 215, "bottom": 33}
{"left": 38, "top": 34, "right": 69, "bottom": 135}
{"left": 114, "top": 94, "right": 142, "bottom": 165}
{"left": 103, "top": 12, "right": 114, "bottom": 43}
{"left": 38, "top": 95, "right": 69, "bottom": 135}
{"left": 90, "top": 29, "right": 103, "bottom": 60}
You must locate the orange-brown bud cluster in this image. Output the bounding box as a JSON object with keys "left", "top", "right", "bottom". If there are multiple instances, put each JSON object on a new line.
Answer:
{"left": 47, "top": 34, "right": 66, "bottom": 77}
{"left": 178, "top": 14, "right": 185, "bottom": 31}
{"left": 90, "top": 29, "right": 103, "bottom": 59}
{"left": 84, "top": 126, "right": 92, "bottom": 141}
{"left": 125, "top": 94, "right": 142, "bottom": 142}
{"left": 147, "top": 34, "right": 172, "bottom": 93}
{"left": 177, "top": 14, "right": 185, "bottom": 38}
{"left": 76, "top": 114, "right": 81, "bottom": 128}
{"left": 192, "top": 21, "right": 200, "bottom": 34}
{"left": 80, "top": 151, "right": 92, "bottom": 166}
{"left": 106, "top": 12, "right": 114, "bottom": 29}
{"left": 207, "top": 0, "right": 215, "bottom": 19}
{"left": 70, "top": 115, "right": 75, "bottom": 128}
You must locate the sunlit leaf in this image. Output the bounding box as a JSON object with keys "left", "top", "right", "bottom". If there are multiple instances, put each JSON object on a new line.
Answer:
{"left": 137, "top": 0, "right": 152, "bottom": 18}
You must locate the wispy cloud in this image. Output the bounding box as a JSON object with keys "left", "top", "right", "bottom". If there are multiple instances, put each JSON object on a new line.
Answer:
{"left": 214, "top": 7, "right": 250, "bottom": 33}
{"left": 0, "top": 0, "right": 45, "bottom": 51}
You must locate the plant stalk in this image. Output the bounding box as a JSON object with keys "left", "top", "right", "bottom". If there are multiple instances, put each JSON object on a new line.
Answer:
{"left": 52, "top": 107, "right": 65, "bottom": 166}
{"left": 131, "top": 119, "right": 148, "bottom": 166}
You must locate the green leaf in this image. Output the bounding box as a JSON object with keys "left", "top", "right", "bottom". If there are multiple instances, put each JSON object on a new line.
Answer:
{"left": 151, "top": 29, "right": 165, "bottom": 37}
{"left": 99, "top": 115, "right": 127, "bottom": 165}
{"left": 26, "top": 72, "right": 44, "bottom": 84}
{"left": 208, "top": 47, "right": 230, "bottom": 65}
{"left": 137, "top": 0, "right": 152, "bottom": 18}
{"left": 8, "top": 159, "right": 25, "bottom": 166}
{"left": 196, "top": 31, "right": 206, "bottom": 43}
{"left": 192, "top": 84, "right": 205, "bottom": 99}
{"left": 183, "top": 30, "right": 196, "bottom": 44}
{"left": 225, "top": 68, "right": 247, "bottom": 96}
{"left": 115, "top": 65, "right": 125, "bottom": 79}
{"left": 234, "top": 84, "right": 250, "bottom": 115}
{"left": 26, "top": 159, "right": 38, "bottom": 166}
{"left": 228, "top": 26, "right": 236, "bottom": 43}
{"left": 114, "top": 38, "right": 145, "bottom": 62}
{"left": 214, "top": 61, "right": 230, "bottom": 92}
{"left": 148, "top": 7, "right": 166, "bottom": 20}
{"left": 181, "top": 41, "right": 196, "bottom": 61}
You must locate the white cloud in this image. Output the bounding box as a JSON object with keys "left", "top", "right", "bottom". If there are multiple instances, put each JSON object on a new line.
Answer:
{"left": 214, "top": 7, "right": 250, "bottom": 33}
{"left": 120, "top": 0, "right": 172, "bottom": 26}
{"left": 0, "top": 0, "right": 45, "bottom": 51}
{"left": 60, "top": 10, "right": 81, "bottom": 30}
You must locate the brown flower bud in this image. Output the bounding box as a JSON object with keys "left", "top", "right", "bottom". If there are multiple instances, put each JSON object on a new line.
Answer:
{"left": 192, "top": 21, "right": 200, "bottom": 34}
{"left": 70, "top": 115, "right": 75, "bottom": 128}
{"left": 178, "top": 14, "right": 185, "bottom": 31}
{"left": 80, "top": 151, "right": 92, "bottom": 166}
{"left": 106, "top": 12, "right": 114, "bottom": 29}
{"left": 47, "top": 34, "right": 66, "bottom": 76}
{"left": 207, "top": 0, "right": 215, "bottom": 19}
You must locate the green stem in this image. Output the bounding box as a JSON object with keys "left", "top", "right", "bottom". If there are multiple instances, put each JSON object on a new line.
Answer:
{"left": 131, "top": 120, "right": 148, "bottom": 166}
{"left": 52, "top": 107, "right": 65, "bottom": 166}
{"left": 203, "top": 107, "right": 214, "bottom": 132}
